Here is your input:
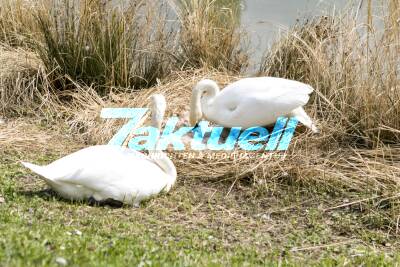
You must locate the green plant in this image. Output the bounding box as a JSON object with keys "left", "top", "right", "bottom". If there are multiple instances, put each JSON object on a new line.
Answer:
{"left": 34, "top": 0, "right": 174, "bottom": 93}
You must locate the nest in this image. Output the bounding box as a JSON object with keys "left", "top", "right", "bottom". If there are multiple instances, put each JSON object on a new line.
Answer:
{"left": 58, "top": 70, "right": 400, "bottom": 193}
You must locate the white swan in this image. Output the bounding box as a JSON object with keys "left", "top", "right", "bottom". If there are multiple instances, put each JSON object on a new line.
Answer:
{"left": 190, "top": 77, "right": 318, "bottom": 132}
{"left": 21, "top": 94, "right": 177, "bottom": 206}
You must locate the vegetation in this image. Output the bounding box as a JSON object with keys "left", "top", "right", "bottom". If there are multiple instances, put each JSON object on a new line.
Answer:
{"left": 0, "top": 0, "right": 399, "bottom": 265}
{"left": 174, "top": 0, "right": 248, "bottom": 72}
{"left": 1, "top": 131, "right": 400, "bottom": 266}
{"left": 259, "top": 10, "right": 400, "bottom": 146}
{"left": 34, "top": 1, "right": 174, "bottom": 91}
{"left": 1, "top": 0, "right": 247, "bottom": 91}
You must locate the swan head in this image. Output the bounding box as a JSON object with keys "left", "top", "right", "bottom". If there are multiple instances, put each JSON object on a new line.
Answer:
{"left": 148, "top": 94, "right": 177, "bottom": 187}
{"left": 149, "top": 94, "right": 166, "bottom": 130}
{"left": 190, "top": 79, "right": 219, "bottom": 126}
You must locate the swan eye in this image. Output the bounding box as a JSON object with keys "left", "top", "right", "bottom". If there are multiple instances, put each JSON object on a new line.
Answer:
{"left": 228, "top": 106, "right": 237, "bottom": 112}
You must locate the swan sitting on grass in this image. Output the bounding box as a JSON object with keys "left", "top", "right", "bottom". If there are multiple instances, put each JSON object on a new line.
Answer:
{"left": 190, "top": 77, "right": 318, "bottom": 133}
{"left": 21, "top": 94, "right": 176, "bottom": 207}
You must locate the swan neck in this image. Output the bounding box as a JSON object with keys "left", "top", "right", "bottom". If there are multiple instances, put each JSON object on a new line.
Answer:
{"left": 190, "top": 89, "right": 202, "bottom": 125}
{"left": 202, "top": 82, "right": 219, "bottom": 99}
{"left": 149, "top": 150, "right": 177, "bottom": 186}
{"left": 190, "top": 80, "right": 219, "bottom": 125}
{"left": 151, "top": 103, "right": 166, "bottom": 130}
{"left": 148, "top": 94, "right": 176, "bottom": 186}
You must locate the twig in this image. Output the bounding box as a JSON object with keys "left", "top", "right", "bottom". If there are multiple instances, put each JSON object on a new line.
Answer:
{"left": 323, "top": 194, "right": 400, "bottom": 212}
{"left": 291, "top": 240, "right": 356, "bottom": 252}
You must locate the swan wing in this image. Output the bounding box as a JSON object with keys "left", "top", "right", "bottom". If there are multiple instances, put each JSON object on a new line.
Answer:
{"left": 220, "top": 77, "right": 312, "bottom": 98}
{"left": 49, "top": 145, "right": 168, "bottom": 201}
{"left": 209, "top": 77, "right": 314, "bottom": 127}
{"left": 35, "top": 146, "right": 124, "bottom": 182}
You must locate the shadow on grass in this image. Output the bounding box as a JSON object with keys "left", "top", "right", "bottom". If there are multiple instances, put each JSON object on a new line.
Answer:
{"left": 18, "top": 188, "right": 124, "bottom": 208}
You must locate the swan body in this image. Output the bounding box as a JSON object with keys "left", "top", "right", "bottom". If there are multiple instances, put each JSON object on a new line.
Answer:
{"left": 21, "top": 95, "right": 176, "bottom": 206}
{"left": 190, "top": 77, "right": 318, "bottom": 132}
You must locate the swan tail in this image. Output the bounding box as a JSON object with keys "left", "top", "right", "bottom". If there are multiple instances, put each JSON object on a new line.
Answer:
{"left": 21, "top": 161, "right": 55, "bottom": 182}
{"left": 291, "top": 107, "right": 319, "bottom": 133}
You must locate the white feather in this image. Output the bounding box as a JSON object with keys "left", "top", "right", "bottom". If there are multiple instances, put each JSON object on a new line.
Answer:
{"left": 21, "top": 94, "right": 176, "bottom": 206}
{"left": 190, "top": 77, "right": 318, "bottom": 132}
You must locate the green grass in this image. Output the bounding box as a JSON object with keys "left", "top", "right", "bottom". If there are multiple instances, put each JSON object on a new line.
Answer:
{"left": 1, "top": 124, "right": 400, "bottom": 266}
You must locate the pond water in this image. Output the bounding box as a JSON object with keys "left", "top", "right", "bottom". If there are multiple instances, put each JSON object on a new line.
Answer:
{"left": 112, "top": 0, "right": 383, "bottom": 70}
{"left": 240, "top": 0, "right": 382, "bottom": 70}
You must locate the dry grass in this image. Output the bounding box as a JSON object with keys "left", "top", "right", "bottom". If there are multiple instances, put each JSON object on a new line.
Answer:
{"left": 0, "top": 1, "right": 399, "bottom": 195}
{"left": 56, "top": 69, "right": 236, "bottom": 145}
{"left": 172, "top": 0, "right": 248, "bottom": 73}
{"left": 0, "top": 44, "right": 60, "bottom": 118}
{"left": 0, "top": 118, "right": 82, "bottom": 154}
{"left": 1, "top": 51, "right": 399, "bottom": 196}
{"left": 259, "top": 8, "right": 400, "bottom": 146}
{"left": 1, "top": 0, "right": 248, "bottom": 91}
{"left": 44, "top": 69, "right": 400, "bottom": 194}
{"left": 0, "top": 0, "right": 38, "bottom": 47}
{"left": 33, "top": 0, "right": 174, "bottom": 91}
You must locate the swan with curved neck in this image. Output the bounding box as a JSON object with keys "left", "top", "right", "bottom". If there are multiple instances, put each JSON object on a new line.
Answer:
{"left": 21, "top": 94, "right": 177, "bottom": 206}
{"left": 190, "top": 77, "right": 318, "bottom": 132}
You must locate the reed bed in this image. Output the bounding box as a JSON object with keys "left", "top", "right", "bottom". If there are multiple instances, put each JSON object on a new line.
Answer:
{"left": 34, "top": 0, "right": 175, "bottom": 91}
{"left": 172, "top": 0, "right": 248, "bottom": 73}
{"left": 259, "top": 8, "right": 400, "bottom": 147}
{"left": 1, "top": 0, "right": 247, "bottom": 92}
{"left": 0, "top": 0, "right": 38, "bottom": 47}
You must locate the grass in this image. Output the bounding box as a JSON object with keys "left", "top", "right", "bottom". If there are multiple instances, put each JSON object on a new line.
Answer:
{"left": 259, "top": 6, "right": 400, "bottom": 146}
{"left": 0, "top": 121, "right": 400, "bottom": 266}
{"left": 34, "top": 0, "right": 174, "bottom": 92}
{"left": 0, "top": 45, "right": 57, "bottom": 117}
{"left": 173, "top": 0, "right": 248, "bottom": 73}
{"left": 0, "top": 0, "right": 37, "bottom": 47}
{"left": 0, "top": 0, "right": 400, "bottom": 265}
{"left": 0, "top": 0, "right": 248, "bottom": 93}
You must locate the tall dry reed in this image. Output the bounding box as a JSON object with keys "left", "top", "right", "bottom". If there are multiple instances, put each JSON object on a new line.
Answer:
{"left": 259, "top": 4, "right": 399, "bottom": 146}
{"left": 0, "top": 0, "right": 38, "bottom": 47}
{"left": 173, "top": 0, "right": 248, "bottom": 73}
{"left": 0, "top": 45, "right": 60, "bottom": 118}
{"left": 33, "top": 0, "right": 175, "bottom": 92}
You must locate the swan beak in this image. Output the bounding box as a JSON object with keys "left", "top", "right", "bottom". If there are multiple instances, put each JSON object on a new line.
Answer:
{"left": 189, "top": 117, "right": 197, "bottom": 126}
{"left": 189, "top": 111, "right": 201, "bottom": 126}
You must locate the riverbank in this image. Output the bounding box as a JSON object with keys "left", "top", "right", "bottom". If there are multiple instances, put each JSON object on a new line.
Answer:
{"left": 0, "top": 0, "right": 399, "bottom": 265}
{"left": 1, "top": 117, "right": 400, "bottom": 265}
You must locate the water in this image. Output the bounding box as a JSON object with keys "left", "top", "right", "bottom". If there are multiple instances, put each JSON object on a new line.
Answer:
{"left": 240, "top": 0, "right": 377, "bottom": 69}
{"left": 113, "top": 0, "right": 383, "bottom": 70}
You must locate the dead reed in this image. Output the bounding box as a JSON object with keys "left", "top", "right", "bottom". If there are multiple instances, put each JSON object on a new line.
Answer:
{"left": 0, "top": 0, "right": 38, "bottom": 47}
{"left": 1, "top": 0, "right": 249, "bottom": 92}
{"left": 49, "top": 69, "right": 400, "bottom": 194}
{"left": 0, "top": 44, "right": 61, "bottom": 118}
{"left": 259, "top": 6, "right": 399, "bottom": 146}
{"left": 33, "top": 0, "right": 175, "bottom": 92}
{"left": 172, "top": 0, "right": 248, "bottom": 73}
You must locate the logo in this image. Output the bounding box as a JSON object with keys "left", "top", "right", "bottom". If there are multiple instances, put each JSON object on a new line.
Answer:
{"left": 101, "top": 108, "right": 298, "bottom": 151}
